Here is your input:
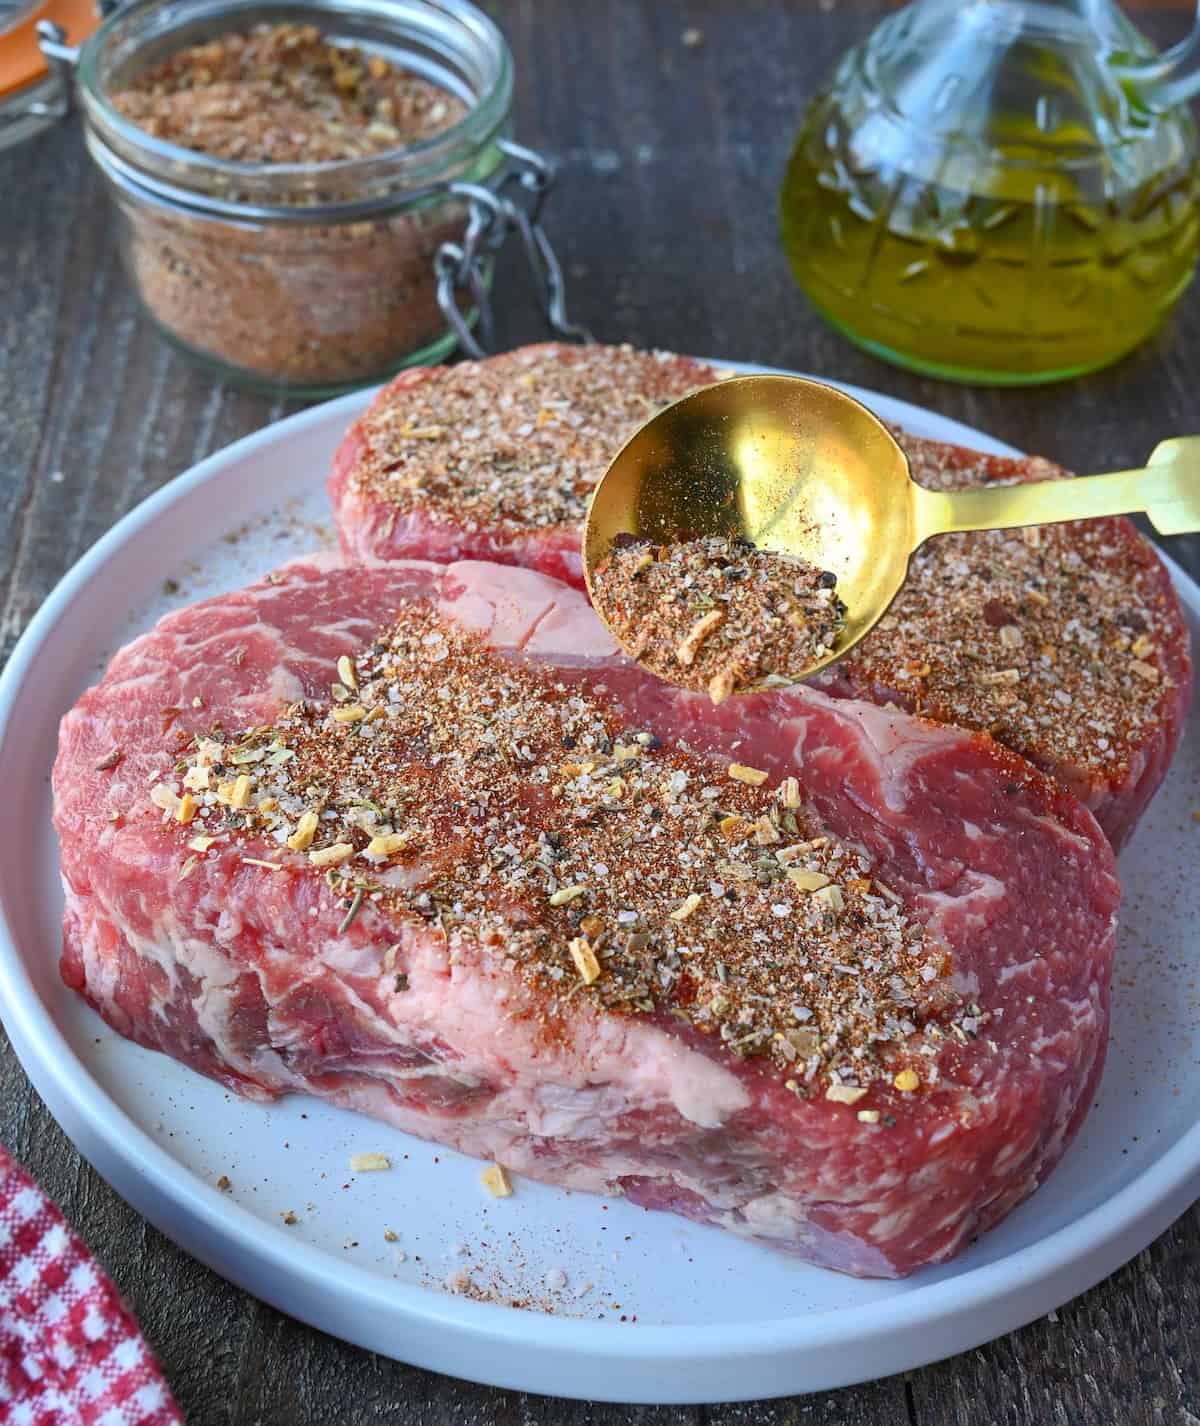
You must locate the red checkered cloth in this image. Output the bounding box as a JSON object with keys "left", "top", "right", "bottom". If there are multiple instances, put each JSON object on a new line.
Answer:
{"left": 0, "top": 1144, "right": 183, "bottom": 1425}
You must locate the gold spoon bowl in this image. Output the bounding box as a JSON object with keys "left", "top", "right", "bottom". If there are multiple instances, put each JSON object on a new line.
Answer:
{"left": 582, "top": 374, "right": 1200, "bottom": 687}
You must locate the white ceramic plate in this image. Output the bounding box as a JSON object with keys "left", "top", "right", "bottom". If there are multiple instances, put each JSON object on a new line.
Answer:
{"left": 1, "top": 366, "right": 1198, "bottom": 1405}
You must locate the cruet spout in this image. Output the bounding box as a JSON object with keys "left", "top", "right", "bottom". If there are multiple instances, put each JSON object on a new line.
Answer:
{"left": 1117, "top": 5, "right": 1200, "bottom": 109}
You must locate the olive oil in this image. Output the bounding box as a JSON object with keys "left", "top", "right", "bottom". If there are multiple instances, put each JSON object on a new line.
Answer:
{"left": 779, "top": 0, "right": 1200, "bottom": 384}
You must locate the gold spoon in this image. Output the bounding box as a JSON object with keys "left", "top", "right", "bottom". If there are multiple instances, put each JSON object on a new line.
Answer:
{"left": 582, "top": 374, "right": 1200, "bottom": 686}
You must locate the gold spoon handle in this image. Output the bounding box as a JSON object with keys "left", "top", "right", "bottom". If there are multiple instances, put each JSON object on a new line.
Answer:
{"left": 911, "top": 437, "right": 1200, "bottom": 545}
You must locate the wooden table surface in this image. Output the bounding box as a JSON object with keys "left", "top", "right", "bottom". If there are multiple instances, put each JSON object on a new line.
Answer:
{"left": 3, "top": 2, "right": 1200, "bottom": 1422}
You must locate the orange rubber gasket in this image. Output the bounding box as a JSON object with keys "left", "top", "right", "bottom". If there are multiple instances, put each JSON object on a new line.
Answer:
{"left": 0, "top": 0, "right": 100, "bottom": 100}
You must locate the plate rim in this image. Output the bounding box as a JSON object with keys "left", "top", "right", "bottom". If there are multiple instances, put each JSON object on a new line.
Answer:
{"left": 1, "top": 362, "right": 1198, "bottom": 1397}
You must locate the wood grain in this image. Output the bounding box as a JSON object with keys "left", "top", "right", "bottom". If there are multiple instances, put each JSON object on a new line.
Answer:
{"left": 2, "top": 3, "right": 1200, "bottom": 1422}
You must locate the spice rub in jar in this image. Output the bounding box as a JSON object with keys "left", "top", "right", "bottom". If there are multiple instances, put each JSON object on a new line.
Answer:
{"left": 111, "top": 22, "right": 464, "bottom": 163}
{"left": 591, "top": 535, "right": 847, "bottom": 703}
{"left": 103, "top": 21, "right": 474, "bottom": 389}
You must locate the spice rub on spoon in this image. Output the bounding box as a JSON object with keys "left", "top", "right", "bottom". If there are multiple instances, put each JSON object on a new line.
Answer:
{"left": 583, "top": 373, "right": 1200, "bottom": 695}
{"left": 591, "top": 535, "right": 846, "bottom": 704}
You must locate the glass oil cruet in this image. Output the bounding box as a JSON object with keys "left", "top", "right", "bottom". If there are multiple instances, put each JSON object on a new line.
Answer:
{"left": 780, "top": 0, "right": 1200, "bottom": 383}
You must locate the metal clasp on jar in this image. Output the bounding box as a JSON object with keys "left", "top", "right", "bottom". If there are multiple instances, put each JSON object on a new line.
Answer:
{"left": 434, "top": 138, "right": 592, "bottom": 360}
{"left": 30, "top": 0, "right": 120, "bottom": 125}
{"left": 30, "top": 20, "right": 77, "bottom": 122}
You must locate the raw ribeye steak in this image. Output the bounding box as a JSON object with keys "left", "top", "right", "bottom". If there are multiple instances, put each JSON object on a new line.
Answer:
{"left": 328, "top": 342, "right": 1191, "bottom": 849}
{"left": 329, "top": 342, "right": 721, "bottom": 587}
{"left": 54, "top": 558, "right": 1119, "bottom": 1278}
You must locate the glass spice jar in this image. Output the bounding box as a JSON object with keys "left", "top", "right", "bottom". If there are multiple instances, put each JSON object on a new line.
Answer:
{"left": 29, "top": 0, "right": 577, "bottom": 395}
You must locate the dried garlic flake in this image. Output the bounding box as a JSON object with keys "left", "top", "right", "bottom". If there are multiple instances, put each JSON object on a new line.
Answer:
{"left": 481, "top": 1163, "right": 512, "bottom": 1198}
{"left": 349, "top": 1152, "right": 391, "bottom": 1173}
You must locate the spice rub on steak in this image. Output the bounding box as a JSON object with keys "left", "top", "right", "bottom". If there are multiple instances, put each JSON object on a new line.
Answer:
{"left": 817, "top": 434, "right": 1192, "bottom": 852}
{"left": 329, "top": 343, "right": 723, "bottom": 587}
{"left": 55, "top": 558, "right": 1118, "bottom": 1278}
{"left": 328, "top": 342, "right": 1191, "bottom": 850}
